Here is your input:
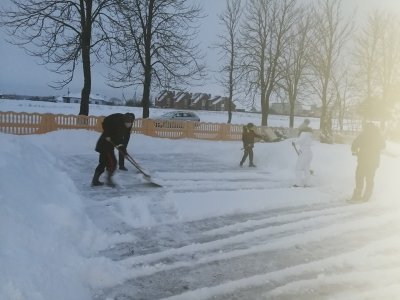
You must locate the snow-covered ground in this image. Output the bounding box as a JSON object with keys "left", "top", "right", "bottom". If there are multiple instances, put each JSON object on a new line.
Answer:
{"left": 2, "top": 99, "right": 400, "bottom": 300}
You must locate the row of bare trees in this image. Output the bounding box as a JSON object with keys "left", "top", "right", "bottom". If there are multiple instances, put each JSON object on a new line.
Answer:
{"left": 0, "top": 0, "right": 205, "bottom": 117}
{"left": 1, "top": 0, "right": 400, "bottom": 131}
{"left": 216, "top": 0, "right": 400, "bottom": 132}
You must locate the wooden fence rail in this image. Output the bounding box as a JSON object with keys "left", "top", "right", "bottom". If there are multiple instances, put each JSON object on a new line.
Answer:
{"left": 0, "top": 111, "right": 362, "bottom": 142}
{"left": 0, "top": 111, "right": 256, "bottom": 141}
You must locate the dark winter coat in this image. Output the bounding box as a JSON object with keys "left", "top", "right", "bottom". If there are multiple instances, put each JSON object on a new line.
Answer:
{"left": 242, "top": 125, "right": 262, "bottom": 148}
{"left": 351, "top": 124, "right": 385, "bottom": 168}
{"left": 95, "top": 113, "right": 132, "bottom": 153}
{"left": 122, "top": 122, "right": 133, "bottom": 147}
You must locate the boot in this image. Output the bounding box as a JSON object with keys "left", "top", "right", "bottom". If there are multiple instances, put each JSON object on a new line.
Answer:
{"left": 119, "top": 165, "right": 128, "bottom": 171}
{"left": 106, "top": 173, "right": 116, "bottom": 188}
{"left": 362, "top": 186, "right": 373, "bottom": 202}
{"left": 362, "top": 193, "right": 371, "bottom": 202}
{"left": 249, "top": 163, "right": 256, "bottom": 167}
{"left": 351, "top": 189, "right": 362, "bottom": 201}
{"left": 91, "top": 172, "right": 104, "bottom": 186}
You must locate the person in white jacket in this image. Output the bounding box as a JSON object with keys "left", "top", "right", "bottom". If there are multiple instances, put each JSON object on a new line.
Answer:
{"left": 297, "top": 119, "right": 310, "bottom": 136}
{"left": 293, "top": 127, "right": 313, "bottom": 187}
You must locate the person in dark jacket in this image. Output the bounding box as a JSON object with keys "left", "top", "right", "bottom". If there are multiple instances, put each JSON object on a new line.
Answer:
{"left": 351, "top": 122, "right": 385, "bottom": 201}
{"left": 240, "top": 123, "right": 263, "bottom": 167}
{"left": 118, "top": 114, "right": 135, "bottom": 171}
{"left": 91, "top": 112, "right": 135, "bottom": 187}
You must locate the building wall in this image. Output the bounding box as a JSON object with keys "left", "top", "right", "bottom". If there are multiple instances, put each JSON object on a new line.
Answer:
{"left": 174, "top": 98, "right": 190, "bottom": 109}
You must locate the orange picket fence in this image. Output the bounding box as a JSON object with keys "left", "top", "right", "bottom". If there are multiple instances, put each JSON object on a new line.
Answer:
{"left": 0, "top": 111, "right": 249, "bottom": 141}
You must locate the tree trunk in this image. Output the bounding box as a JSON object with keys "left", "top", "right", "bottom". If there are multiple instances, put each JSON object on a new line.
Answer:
{"left": 289, "top": 97, "right": 295, "bottom": 128}
{"left": 319, "top": 73, "right": 329, "bottom": 131}
{"left": 79, "top": 45, "right": 91, "bottom": 116}
{"left": 227, "top": 99, "right": 232, "bottom": 123}
{"left": 141, "top": 39, "right": 152, "bottom": 118}
{"left": 260, "top": 90, "right": 269, "bottom": 126}
{"left": 141, "top": 0, "right": 154, "bottom": 119}
{"left": 141, "top": 74, "right": 151, "bottom": 118}
{"left": 262, "top": 86, "right": 273, "bottom": 126}
{"left": 227, "top": 85, "right": 233, "bottom": 124}
{"left": 79, "top": 0, "right": 92, "bottom": 116}
{"left": 320, "top": 103, "right": 327, "bottom": 132}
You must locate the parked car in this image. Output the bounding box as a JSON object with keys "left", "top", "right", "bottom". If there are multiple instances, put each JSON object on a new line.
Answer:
{"left": 154, "top": 111, "right": 200, "bottom": 128}
{"left": 158, "top": 111, "right": 200, "bottom": 121}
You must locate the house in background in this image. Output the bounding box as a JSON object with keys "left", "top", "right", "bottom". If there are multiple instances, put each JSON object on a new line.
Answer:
{"left": 208, "top": 96, "right": 236, "bottom": 111}
{"left": 155, "top": 90, "right": 175, "bottom": 108}
{"left": 59, "top": 93, "right": 122, "bottom": 105}
{"left": 155, "top": 90, "right": 236, "bottom": 112}
{"left": 191, "top": 93, "right": 210, "bottom": 110}
{"left": 173, "top": 92, "right": 192, "bottom": 109}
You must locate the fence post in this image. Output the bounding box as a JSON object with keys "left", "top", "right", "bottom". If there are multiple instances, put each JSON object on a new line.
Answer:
{"left": 95, "top": 116, "right": 104, "bottom": 132}
{"left": 219, "top": 123, "right": 229, "bottom": 140}
{"left": 37, "top": 113, "right": 57, "bottom": 134}
{"left": 142, "top": 118, "right": 155, "bottom": 137}
{"left": 185, "top": 121, "right": 195, "bottom": 139}
{"left": 77, "top": 115, "right": 89, "bottom": 127}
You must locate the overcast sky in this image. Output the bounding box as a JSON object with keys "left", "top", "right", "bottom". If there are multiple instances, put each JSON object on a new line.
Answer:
{"left": 0, "top": 0, "right": 399, "bottom": 99}
{"left": 0, "top": 0, "right": 226, "bottom": 99}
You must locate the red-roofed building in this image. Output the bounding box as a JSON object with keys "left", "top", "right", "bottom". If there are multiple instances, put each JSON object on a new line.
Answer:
{"left": 208, "top": 96, "right": 236, "bottom": 111}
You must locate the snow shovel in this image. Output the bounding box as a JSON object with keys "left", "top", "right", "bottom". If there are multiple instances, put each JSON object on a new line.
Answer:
{"left": 123, "top": 152, "right": 163, "bottom": 187}
{"left": 291, "top": 141, "right": 314, "bottom": 175}
{"left": 113, "top": 143, "right": 163, "bottom": 187}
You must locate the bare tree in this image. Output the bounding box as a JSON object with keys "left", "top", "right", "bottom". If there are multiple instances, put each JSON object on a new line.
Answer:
{"left": 215, "top": 0, "right": 243, "bottom": 123}
{"left": 332, "top": 69, "right": 354, "bottom": 131}
{"left": 0, "top": 0, "right": 117, "bottom": 116}
{"left": 353, "top": 11, "right": 400, "bottom": 124}
{"left": 376, "top": 14, "right": 400, "bottom": 112}
{"left": 239, "top": 0, "right": 298, "bottom": 126}
{"left": 353, "top": 11, "right": 383, "bottom": 102}
{"left": 107, "top": 0, "right": 205, "bottom": 118}
{"left": 279, "top": 5, "right": 313, "bottom": 128}
{"left": 308, "top": 0, "right": 353, "bottom": 133}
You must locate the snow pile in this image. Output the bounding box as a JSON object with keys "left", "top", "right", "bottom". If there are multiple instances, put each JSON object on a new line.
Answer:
{"left": 0, "top": 134, "right": 93, "bottom": 300}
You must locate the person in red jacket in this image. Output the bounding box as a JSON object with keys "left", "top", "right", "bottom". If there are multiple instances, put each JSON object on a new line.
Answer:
{"left": 351, "top": 122, "right": 385, "bottom": 201}
{"left": 91, "top": 112, "right": 135, "bottom": 187}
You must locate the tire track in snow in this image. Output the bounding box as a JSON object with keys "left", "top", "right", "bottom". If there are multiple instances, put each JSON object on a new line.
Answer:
{"left": 97, "top": 209, "right": 400, "bottom": 300}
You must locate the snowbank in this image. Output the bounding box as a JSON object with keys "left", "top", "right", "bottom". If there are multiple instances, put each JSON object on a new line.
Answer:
{"left": 0, "top": 134, "right": 94, "bottom": 300}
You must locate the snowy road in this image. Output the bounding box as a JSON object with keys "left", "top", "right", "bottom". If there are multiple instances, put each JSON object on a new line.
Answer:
{"left": 64, "top": 146, "right": 400, "bottom": 300}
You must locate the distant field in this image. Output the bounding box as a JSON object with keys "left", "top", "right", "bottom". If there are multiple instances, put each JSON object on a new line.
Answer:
{"left": 0, "top": 99, "right": 318, "bottom": 128}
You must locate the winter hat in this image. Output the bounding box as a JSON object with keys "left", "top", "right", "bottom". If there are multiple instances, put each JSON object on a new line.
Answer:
{"left": 124, "top": 113, "right": 135, "bottom": 122}
{"left": 247, "top": 123, "right": 256, "bottom": 130}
